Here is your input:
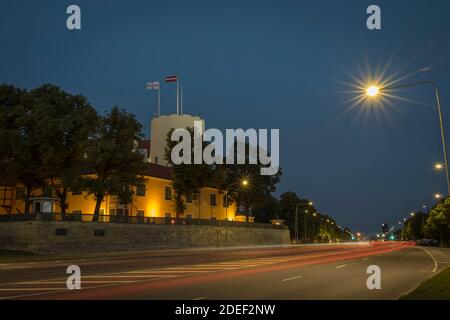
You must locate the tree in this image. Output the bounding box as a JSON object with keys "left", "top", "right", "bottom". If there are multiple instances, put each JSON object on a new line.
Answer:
{"left": 224, "top": 141, "right": 282, "bottom": 222}
{"left": 28, "top": 85, "right": 98, "bottom": 213}
{"left": 278, "top": 191, "right": 300, "bottom": 238}
{"left": 252, "top": 195, "right": 280, "bottom": 223}
{"left": 426, "top": 199, "right": 450, "bottom": 246}
{"left": 164, "top": 127, "right": 224, "bottom": 217}
{"left": 401, "top": 212, "right": 427, "bottom": 240}
{"left": 0, "top": 85, "right": 45, "bottom": 213}
{"left": 83, "top": 107, "right": 146, "bottom": 221}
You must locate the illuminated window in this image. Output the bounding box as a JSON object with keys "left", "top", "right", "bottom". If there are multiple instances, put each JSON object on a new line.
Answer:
{"left": 15, "top": 187, "right": 25, "bottom": 200}
{"left": 165, "top": 186, "right": 172, "bottom": 200}
{"left": 186, "top": 214, "right": 193, "bottom": 219}
{"left": 210, "top": 194, "right": 217, "bottom": 207}
{"left": 136, "top": 184, "right": 146, "bottom": 197}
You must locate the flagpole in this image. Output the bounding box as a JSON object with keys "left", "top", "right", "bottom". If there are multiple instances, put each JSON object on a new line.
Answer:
{"left": 176, "top": 74, "right": 180, "bottom": 115}
{"left": 180, "top": 84, "right": 183, "bottom": 115}
{"left": 157, "top": 86, "right": 161, "bottom": 117}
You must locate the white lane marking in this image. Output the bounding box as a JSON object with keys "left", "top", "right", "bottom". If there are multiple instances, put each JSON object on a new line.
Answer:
{"left": 192, "top": 296, "right": 207, "bottom": 300}
{"left": 126, "top": 270, "right": 207, "bottom": 274}
{"left": 336, "top": 264, "right": 347, "bottom": 269}
{"left": 164, "top": 267, "right": 227, "bottom": 270}
{"left": 0, "top": 288, "right": 66, "bottom": 291}
{"left": 438, "top": 261, "right": 449, "bottom": 264}
{"left": 13, "top": 280, "right": 135, "bottom": 285}
{"left": 416, "top": 247, "right": 438, "bottom": 273}
{"left": 282, "top": 275, "right": 303, "bottom": 282}
{"left": 193, "top": 264, "right": 241, "bottom": 269}
{"left": 362, "top": 258, "right": 369, "bottom": 261}
{"left": 84, "top": 274, "right": 177, "bottom": 278}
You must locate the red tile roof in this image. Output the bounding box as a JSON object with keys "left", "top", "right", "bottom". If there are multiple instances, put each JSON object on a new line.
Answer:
{"left": 80, "top": 162, "right": 173, "bottom": 180}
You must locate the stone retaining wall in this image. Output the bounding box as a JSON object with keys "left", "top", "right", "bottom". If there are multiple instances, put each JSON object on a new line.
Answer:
{"left": 0, "top": 221, "right": 291, "bottom": 255}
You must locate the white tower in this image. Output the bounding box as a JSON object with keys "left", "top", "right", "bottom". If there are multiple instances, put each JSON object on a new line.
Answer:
{"left": 150, "top": 114, "right": 205, "bottom": 166}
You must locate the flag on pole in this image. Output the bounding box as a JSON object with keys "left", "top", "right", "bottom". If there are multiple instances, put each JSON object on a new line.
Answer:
{"left": 146, "top": 81, "right": 160, "bottom": 90}
{"left": 165, "top": 75, "right": 178, "bottom": 82}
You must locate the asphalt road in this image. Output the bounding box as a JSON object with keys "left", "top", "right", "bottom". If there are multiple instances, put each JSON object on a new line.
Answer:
{"left": 0, "top": 242, "right": 449, "bottom": 300}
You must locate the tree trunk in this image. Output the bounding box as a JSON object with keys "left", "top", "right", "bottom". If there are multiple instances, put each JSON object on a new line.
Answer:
{"left": 59, "top": 188, "right": 68, "bottom": 214}
{"left": 24, "top": 184, "right": 32, "bottom": 214}
{"left": 92, "top": 195, "right": 103, "bottom": 222}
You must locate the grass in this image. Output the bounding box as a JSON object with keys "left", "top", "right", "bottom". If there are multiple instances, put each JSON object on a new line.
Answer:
{"left": 401, "top": 267, "right": 450, "bottom": 300}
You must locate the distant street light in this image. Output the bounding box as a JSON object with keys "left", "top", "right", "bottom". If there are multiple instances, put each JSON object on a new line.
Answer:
{"left": 435, "top": 163, "right": 444, "bottom": 170}
{"left": 434, "top": 193, "right": 443, "bottom": 199}
{"left": 410, "top": 212, "right": 415, "bottom": 217}
{"left": 241, "top": 179, "right": 249, "bottom": 187}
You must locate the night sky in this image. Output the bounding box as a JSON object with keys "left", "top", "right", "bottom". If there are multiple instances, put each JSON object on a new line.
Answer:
{"left": 2, "top": 0, "right": 450, "bottom": 234}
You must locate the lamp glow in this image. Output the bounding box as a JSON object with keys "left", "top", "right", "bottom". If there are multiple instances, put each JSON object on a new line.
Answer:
{"left": 435, "top": 163, "right": 444, "bottom": 170}
{"left": 366, "top": 85, "right": 380, "bottom": 97}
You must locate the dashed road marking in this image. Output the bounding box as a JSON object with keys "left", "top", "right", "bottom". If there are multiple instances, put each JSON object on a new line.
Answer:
{"left": 336, "top": 264, "right": 347, "bottom": 269}
{"left": 282, "top": 275, "right": 303, "bottom": 282}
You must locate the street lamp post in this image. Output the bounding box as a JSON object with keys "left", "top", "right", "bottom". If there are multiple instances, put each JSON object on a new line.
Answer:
{"left": 294, "top": 204, "right": 299, "bottom": 243}
{"left": 370, "top": 81, "right": 450, "bottom": 196}
{"left": 304, "top": 210, "right": 308, "bottom": 243}
{"left": 241, "top": 179, "right": 250, "bottom": 223}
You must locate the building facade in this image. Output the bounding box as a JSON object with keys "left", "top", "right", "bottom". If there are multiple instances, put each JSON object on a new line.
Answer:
{"left": 0, "top": 163, "right": 246, "bottom": 222}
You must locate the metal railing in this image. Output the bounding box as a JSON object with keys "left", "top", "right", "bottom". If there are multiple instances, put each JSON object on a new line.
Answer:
{"left": 0, "top": 212, "right": 287, "bottom": 230}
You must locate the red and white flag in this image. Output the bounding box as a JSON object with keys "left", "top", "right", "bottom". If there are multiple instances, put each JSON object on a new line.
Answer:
{"left": 165, "top": 75, "right": 178, "bottom": 82}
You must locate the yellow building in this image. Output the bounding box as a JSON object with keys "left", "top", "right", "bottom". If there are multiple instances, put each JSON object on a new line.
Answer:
{"left": 0, "top": 163, "right": 245, "bottom": 223}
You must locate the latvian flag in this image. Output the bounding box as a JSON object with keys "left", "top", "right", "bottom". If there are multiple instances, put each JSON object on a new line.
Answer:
{"left": 165, "top": 75, "right": 178, "bottom": 82}
{"left": 146, "top": 81, "right": 160, "bottom": 90}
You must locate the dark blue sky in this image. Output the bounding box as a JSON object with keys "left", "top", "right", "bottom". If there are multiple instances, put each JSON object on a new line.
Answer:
{"left": 2, "top": 0, "right": 450, "bottom": 234}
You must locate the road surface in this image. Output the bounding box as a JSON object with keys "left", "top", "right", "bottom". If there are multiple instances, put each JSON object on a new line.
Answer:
{"left": 0, "top": 242, "right": 449, "bottom": 300}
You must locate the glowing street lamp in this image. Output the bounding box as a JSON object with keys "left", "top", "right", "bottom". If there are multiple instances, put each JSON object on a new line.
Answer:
{"left": 410, "top": 212, "right": 415, "bottom": 217}
{"left": 363, "top": 80, "right": 450, "bottom": 196}
{"left": 366, "top": 85, "right": 380, "bottom": 97}
{"left": 435, "top": 163, "right": 444, "bottom": 170}
{"left": 241, "top": 179, "right": 249, "bottom": 187}
{"left": 434, "top": 193, "right": 443, "bottom": 199}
